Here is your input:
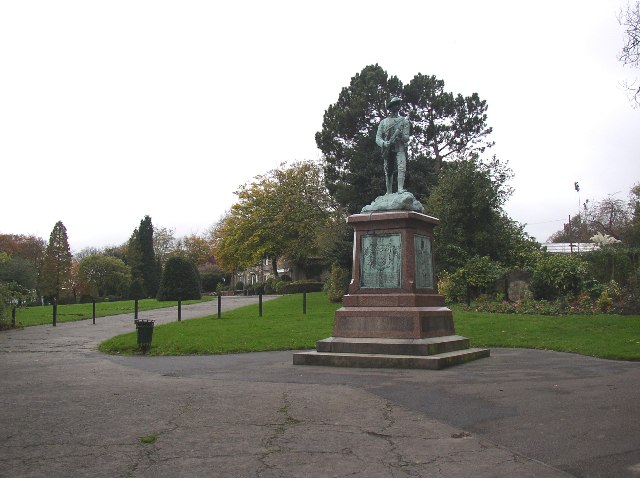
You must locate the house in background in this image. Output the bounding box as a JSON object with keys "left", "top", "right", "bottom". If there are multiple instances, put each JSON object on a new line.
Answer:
{"left": 233, "top": 257, "right": 329, "bottom": 289}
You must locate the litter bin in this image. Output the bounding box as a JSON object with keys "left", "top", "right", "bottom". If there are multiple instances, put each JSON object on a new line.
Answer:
{"left": 134, "top": 319, "right": 155, "bottom": 352}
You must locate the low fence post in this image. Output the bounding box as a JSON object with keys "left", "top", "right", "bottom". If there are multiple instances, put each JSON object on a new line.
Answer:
{"left": 303, "top": 292, "right": 307, "bottom": 315}
{"left": 92, "top": 299, "right": 96, "bottom": 325}
{"left": 217, "top": 293, "right": 221, "bottom": 319}
{"left": 259, "top": 293, "right": 263, "bottom": 317}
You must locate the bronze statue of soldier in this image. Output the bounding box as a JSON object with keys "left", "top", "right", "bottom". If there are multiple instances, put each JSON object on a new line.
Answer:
{"left": 376, "top": 96, "right": 410, "bottom": 195}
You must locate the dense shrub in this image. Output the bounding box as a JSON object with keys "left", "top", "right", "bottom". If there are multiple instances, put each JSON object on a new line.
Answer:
{"left": 263, "top": 277, "right": 279, "bottom": 294}
{"left": 200, "top": 273, "right": 228, "bottom": 293}
{"left": 530, "top": 254, "right": 588, "bottom": 301}
{"left": 615, "top": 271, "right": 640, "bottom": 314}
{"left": 438, "top": 256, "right": 504, "bottom": 304}
{"left": 0, "top": 282, "right": 11, "bottom": 330}
{"left": 438, "top": 270, "right": 466, "bottom": 303}
{"left": 245, "top": 282, "right": 265, "bottom": 295}
{"left": 324, "top": 265, "right": 351, "bottom": 303}
{"left": 583, "top": 247, "right": 640, "bottom": 287}
{"left": 274, "top": 277, "right": 292, "bottom": 294}
{"left": 279, "top": 280, "right": 324, "bottom": 294}
{"left": 157, "top": 256, "right": 201, "bottom": 301}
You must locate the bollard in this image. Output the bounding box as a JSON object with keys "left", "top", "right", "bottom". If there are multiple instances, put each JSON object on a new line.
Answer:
{"left": 259, "top": 293, "right": 263, "bottom": 317}
{"left": 178, "top": 299, "right": 182, "bottom": 322}
{"left": 11, "top": 306, "right": 16, "bottom": 328}
{"left": 134, "top": 299, "right": 139, "bottom": 321}
{"left": 52, "top": 298, "right": 57, "bottom": 327}
{"left": 217, "top": 293, "right": 221, "bottom": 319}
{"left": 303, "top": 292, "right": 307, "bottom": 315}
{"left": 92, "top": 300, "right": 96, "bottom": 325}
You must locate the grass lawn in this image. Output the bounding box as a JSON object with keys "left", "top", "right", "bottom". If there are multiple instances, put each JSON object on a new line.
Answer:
{"left": 99, "top": 292, "right": 339, "bottom": 355}
{"left": 13, "top": 296, "right": 214, "bottom": 327}
{"left": 99, "top": 292, "right": 640, "bottom": 361}
{"left": 455, "top": 310, "right": 640, "bottom": 361}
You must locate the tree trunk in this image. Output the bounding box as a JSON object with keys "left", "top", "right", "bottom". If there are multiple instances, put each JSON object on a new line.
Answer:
{"left": 271, "top": 257, "right": 279, "bottom": 278}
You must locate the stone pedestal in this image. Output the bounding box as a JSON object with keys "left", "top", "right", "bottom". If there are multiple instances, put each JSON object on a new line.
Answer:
{"left": 293, "top": 211, "right": 489, "bottom": 369}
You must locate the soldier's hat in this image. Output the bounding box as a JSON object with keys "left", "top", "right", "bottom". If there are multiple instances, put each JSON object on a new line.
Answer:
{"left": 387, "top": 96, "right": 402, "bottom": 108}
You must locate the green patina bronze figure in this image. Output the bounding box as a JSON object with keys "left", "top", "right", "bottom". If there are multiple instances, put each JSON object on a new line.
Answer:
{"left": 376, "top": 96, "right": 410, "bottom": 195}
{"left": 361, "top": 96, "right": 424, "bottom": 213}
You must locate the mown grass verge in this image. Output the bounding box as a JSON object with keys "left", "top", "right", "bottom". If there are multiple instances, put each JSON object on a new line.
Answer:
{"left": 98, "top": 292, "right": 640, "bottom": 360}
{"left": 12, "top": 296, "right": 214, "bottom": 327}
{"left": 98, "top": 292, "right": 338, "bottom": 355}
{"left": 455, "top": 309, "right": 640, "bottom": 361}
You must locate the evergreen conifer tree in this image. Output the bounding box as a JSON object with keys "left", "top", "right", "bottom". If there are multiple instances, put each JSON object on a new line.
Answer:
{"left": 40, "top": 221, "right": 72, "bottom": 301}
{"left": 126, "top": 216, "right": 161, "bottom": 298}
{"left": 138, "top": 215, "right": 160, "bottom": 297}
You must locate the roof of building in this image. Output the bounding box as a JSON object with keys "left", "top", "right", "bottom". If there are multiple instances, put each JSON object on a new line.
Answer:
{"left": 542, "top": 243, "right": 599, "bottom": 254}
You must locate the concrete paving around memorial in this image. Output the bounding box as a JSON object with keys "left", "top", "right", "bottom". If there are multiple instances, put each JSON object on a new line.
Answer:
{"left": 1, "top": 297, "right": 639, "bottom": 477}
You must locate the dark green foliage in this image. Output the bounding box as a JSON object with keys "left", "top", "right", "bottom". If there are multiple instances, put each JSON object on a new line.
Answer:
{"left": 426, "top": 156, "right": 537, "bottom": 273}
{"left": 583, "top": 247, "right": 640, "bottom": 285}
{"left": 200, "top": 272, "right": 229, "bottom": 293}
{"left": 316, "top": 65, "right": 401, "bottom": 213}
{"left": 403, "top": 73, "right": 493, "bottom": 175}
{"left": 39, "top": 221, "right": 72, "bottom": 300}
{"left": 157, "top": 256, "right": 201, "bottom": 301}
{"left": 449, "top": 256, "right": 505, "bottom": 305}
{"left": 129, "top": 277, "right": 145, "bottom": 300}
{"left": 278, "top": 281, "right": 324, "bottom": 295}
{"left": 0, "top": 282, "right": 11, "bottom": 329}
{"left": 324, "top": 264, "right": 351, "bottom": 303}
{"left": 127, "top": 229, "right": 144, "bottom": 296}
{"left": 622, "top": 184, "right": 640, "bottom": 246}
{"left": 316, "top": 214, "right": 354, "bottom": 269}
{"left": 316, "top": 64, "right": 494, "bottom": 213}
{"left": 0, "top": 255, "right": 37, "bottom": 290}
{"left": 127, "top": 216, "right": 161, "bottom": 298}
{"left": 530, "top": 254, "right": 588, "bottom": 301}
{"left": 78, "top": 254, "right": 131, "bottom": 298}
{"left": 139, "top": 216, "right": 160, "bottom": 297}
{"left": 618, "top": 270, "right": 640, "bottom": 314}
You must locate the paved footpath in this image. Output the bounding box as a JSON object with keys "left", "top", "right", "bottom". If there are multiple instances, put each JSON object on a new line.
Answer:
{"left": 1, "top": 298, "right": 640, "bottom": 478}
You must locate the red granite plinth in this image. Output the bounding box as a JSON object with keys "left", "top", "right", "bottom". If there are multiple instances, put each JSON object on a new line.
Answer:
{"left": 293, "top": 211, "right": 489, "bottom": 369}
{"left": 335, "top": 211, "right": 453, "bottom": 339}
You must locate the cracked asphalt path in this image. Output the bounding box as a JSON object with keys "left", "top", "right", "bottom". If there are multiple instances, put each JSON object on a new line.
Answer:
{"left": 1, "top": 298, "right": 639, "bottom": 477}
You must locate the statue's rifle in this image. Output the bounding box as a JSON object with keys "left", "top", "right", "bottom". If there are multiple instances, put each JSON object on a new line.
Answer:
{"left": 381, "top": 118, "right": 403, "bottom": 161}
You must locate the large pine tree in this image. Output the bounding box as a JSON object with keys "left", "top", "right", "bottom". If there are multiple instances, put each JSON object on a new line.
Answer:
{"left": 316, "top": 64, "right": 493, "bottom": 213}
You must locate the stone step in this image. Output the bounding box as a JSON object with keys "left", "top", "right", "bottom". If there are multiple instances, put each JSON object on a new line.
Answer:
{"left": 292, "top": 348, "right": 490, "bottom": 370}
{"left": 316, "top": 335, "right": 471, "bottom": 356}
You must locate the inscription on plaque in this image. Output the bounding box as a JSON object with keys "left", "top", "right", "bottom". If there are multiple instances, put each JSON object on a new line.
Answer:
{"left": 360, "top": 234, "right": 402, "bottom": 288}
{"left": 414, "top": 235, "right": 434, "bottom": 289}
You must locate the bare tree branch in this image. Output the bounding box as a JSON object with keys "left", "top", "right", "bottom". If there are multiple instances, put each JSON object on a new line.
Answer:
{"left": 619, "top": 1, "right": 640, "bottom": 106}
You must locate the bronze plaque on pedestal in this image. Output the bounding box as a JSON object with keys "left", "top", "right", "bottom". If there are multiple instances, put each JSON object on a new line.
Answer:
{"left": 414, "top": 234, "right": 434, "bottom": 289}
{"left": 360, "top": 233, "right": 402, "bottom": 288}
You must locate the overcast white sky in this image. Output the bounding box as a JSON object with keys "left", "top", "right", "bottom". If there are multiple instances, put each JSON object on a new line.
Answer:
{"left": 1, "top": 0, "right": 639, "bottom": 253}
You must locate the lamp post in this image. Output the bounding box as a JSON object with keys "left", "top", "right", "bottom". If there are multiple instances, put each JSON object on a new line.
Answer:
{"left": 574, "top": 182, "right": 581, "bottom": 252}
